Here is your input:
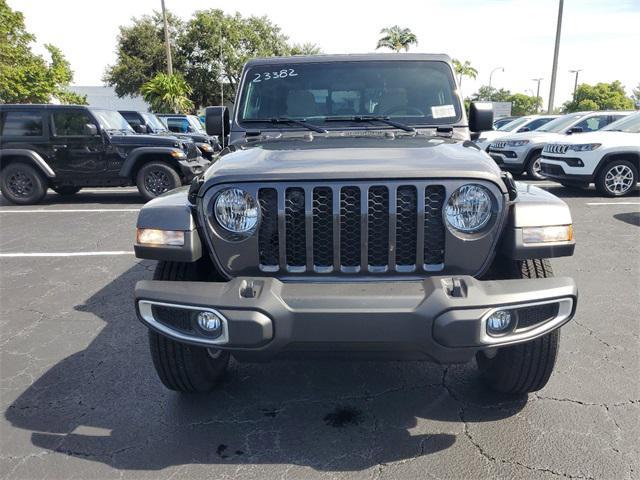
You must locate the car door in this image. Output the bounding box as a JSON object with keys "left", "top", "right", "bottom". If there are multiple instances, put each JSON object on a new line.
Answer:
{"left": 49, "top": 108, "right": 106, "bottom": 178}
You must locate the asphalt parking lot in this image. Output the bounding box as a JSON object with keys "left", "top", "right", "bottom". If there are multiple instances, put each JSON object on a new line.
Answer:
{"left": 0, "top": 182, "right": 638, "bottom": 480}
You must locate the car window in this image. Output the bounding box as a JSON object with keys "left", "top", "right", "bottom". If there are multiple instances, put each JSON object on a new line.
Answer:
{"left": 525, "top": 117, "right": 554, "bottom": 131}
{"left": 51, "top": 110, "right": 95, "bottom": 136}
{"left": 1, "top": 111, "right": 43, "bottom": 136}
{"left": 167, "top": 118, "right": 189, "bottom": 133}
{"left": 497, "top": 117, "right": 530, "bottom": 131}
{"left": 573, "top": 115, "right": 608, "bottom": 132}
{"left": 602, "top": 113, "right": 640, "bottom": 132}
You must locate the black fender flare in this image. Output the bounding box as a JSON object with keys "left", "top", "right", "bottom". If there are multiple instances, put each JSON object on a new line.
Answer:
{"left": 118, "top": 147, "right": 181, "bottom": 178}
{"left": 593, "top": 150, "right": 640, "bottom": 178}
{"left": 524, "top": 147, "right": 543, "bottom": 167}
{"left": 0, "top": 149, "right": 56, "bottom": 178}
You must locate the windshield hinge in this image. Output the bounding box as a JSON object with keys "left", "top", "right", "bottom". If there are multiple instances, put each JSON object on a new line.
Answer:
{"left": 436, "top": 127, "right": 454, "bottom": 137}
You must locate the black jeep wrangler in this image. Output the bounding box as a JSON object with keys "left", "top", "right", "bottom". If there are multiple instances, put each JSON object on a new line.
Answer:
{"left": 119, "top": 110, "right": 220, "bottom": 160}
{"left": 0, "top": 105, "right": 210, "bottom": 204}
{"left": 133, "top": 54, "right": 578, "bottom": 396}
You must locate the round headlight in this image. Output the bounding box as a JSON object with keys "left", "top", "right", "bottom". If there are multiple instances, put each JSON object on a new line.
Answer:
{"left": 214, "top": 188, "right": 259, "bottom": 233}
{"left": 445, "top": 184, "right": 493, "bottom": 233}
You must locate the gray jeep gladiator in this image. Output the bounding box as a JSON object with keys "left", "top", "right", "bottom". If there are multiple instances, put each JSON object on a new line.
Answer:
{"left": 133, "top": 54, "right": 578, "bottom": 395}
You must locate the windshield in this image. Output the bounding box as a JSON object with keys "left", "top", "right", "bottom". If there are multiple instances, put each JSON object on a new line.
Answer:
{"left": 602, "top": 113, "right": 640, "bottom": 133}
{"left": 92, "top": 110, "right": 134, "bottom": 132}
{"left": 141, "top": 112, "right": 168, "bottom": 131}
{"left": 497, "top": 116, "right": 531, "bottom": 131}
{"left": 537, "top": 113, "right": 586, "bottom": 132}
{"left": 238, "top": 60, "right": 462, "bottom": 127}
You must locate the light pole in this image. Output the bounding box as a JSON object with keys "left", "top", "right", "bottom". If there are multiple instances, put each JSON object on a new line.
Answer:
{"left": 160, "top": 0, "right": 173, "bottom": 75}
{"left": 489, "top": 67, "right": 504, "bottom": 89}
{"left": 547, "top": 0, "right": 564, "bottom": 113}
{"left": 532, "top": 78, "right": 543, "bottom": 112}
{"left": 569, "top": 69, "right": 582, "bottom": 101}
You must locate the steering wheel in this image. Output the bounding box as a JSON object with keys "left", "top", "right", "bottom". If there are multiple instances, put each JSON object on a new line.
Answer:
{"left": 384, "top": 106, "right": 425, "bottom": 116}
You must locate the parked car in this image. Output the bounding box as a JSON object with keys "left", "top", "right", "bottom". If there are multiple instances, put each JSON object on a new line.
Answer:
{"left": 0, "top": 105, "right": 210, "bottom": 204}
{"left": 476, "top": 114, "right": 559, "bottom": 150}
{"left": 493, "top": 116, "right": 517, "bottom": 129}
{"left": 132, "top": 53, "right": 578, "bottom": 397}
{"left": 119, "top": 110, "right": 220, "bottom": 160}
{"left": 157, "top": 114, "right": 207, "bottom": 135}
{"left": 540, "top": 112, "right": 640, "bottom": 196}
{"left": 487, "top": 111, "right": 632, "bottom": 179}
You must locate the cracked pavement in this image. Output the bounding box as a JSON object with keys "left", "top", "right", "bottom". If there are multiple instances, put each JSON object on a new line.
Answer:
{"left": 0, "top": 185, "right": 638, "bottom": 479}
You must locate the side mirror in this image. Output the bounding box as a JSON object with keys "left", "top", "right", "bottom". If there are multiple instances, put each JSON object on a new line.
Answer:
{"left": 469, "top": 102, "right": 494, "bottom": 133}
{"left": 205, "top": 106, "right": 230, "bottom": 145}
{"left": 566, "top": 126, "right": 583, "bottom": 134}
{"left": 84, "top": 123, "right": 98, "bottom": 136}
{"left": 134, "top": 124, "right": 147, "bottom": 134}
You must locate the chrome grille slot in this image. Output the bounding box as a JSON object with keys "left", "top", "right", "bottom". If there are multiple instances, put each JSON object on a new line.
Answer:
{"left": 256, "top": 182, "right": 448, "bottom": 275}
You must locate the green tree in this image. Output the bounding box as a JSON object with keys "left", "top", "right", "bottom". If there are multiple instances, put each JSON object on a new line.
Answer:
{"left": 178, "top": 9, "right": 291, "bottom": 107}
{"left": 452, "top": 59, "right": 478, "bottom": 87}
{"left": 0, "top": 0, "right": 86, "bottom": 104}
{"left": 376, "top": 26, "right": 418, "bottom": 52}
{"left": 562, "top": 81, "right": 634, "bottom": 112}
{"left": 631, "top": 83, "right": 640, "bottom": 104}
{"left": 103, "top": 11, "right": 183, "bottom": 98}
{"left": 290, "top": 42, "right": 322, "bottom": 55}
{"left": 141, "top": 73, "right": 194, "bottom": 113}
{"left": 471, "top": 86, "right": 541, "bottom": 116}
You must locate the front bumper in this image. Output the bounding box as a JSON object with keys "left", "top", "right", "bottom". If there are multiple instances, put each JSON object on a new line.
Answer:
{"left": 487, "top": 146, "right": 529, "bottom": 173}
{"left": 177, "top": 157, "right": 211, "bottom": 181}
{"left": 135, "top": 275, "right": 577, "bottom": 363}
{"left": 540, "top": 158, "right": 594, "bottom": 183}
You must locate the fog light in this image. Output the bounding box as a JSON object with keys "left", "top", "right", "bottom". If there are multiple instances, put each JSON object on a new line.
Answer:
{"left": 522, "top": 225, "right": 573, "bottom": 244}
{"left": 196, "top": 311, "right": 222, "bottom": 333}
{"left": 136, "top": 228, "right": 185, "bottom": 246}
{"left": 486, "top": 310, "right": 514, "bottom": 336}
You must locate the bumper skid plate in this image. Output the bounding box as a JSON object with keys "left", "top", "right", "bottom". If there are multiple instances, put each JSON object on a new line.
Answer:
{"left": 135, "top": 276, "right": 577, "bottom": 363}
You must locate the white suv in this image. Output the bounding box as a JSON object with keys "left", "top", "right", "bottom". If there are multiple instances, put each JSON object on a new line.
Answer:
{"left": 540, "top": 112, "right": 640, "bottom": 196}
{"left": 487, "top": 111, "right": 632, "bottom": 179}
{"left": 475, "top": 115, "right": 558, "bottom": 150}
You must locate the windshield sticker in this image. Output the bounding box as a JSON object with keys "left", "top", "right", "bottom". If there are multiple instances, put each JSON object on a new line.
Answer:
{"left": 431, "top": 104, "right": 456, "bottom": 119}
{"left": 253, "top": 69, "right": 298, "bottom": 83}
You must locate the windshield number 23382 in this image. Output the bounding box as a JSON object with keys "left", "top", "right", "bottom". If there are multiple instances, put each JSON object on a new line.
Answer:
{"left": 252, "top": 69, "right": 298, "bottom": 83}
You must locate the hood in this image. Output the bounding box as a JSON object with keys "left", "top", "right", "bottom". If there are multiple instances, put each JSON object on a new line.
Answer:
{"left": 499, "top": 130, "right": 562, "bottom": 143}
{"left": 110, "top": 134, "right": 181, "bottom": 147}
{"left": 203, "top": 135, "right": 505, "bottom": 190}
{"left": 545, "top": 131, "right": 639, "bottom": 145}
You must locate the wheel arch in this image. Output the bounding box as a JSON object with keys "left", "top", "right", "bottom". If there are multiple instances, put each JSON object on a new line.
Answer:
{"left": 524, "top": 146, "right": 544, "bottom": 167}
{"left": 594, "top": 151, "right": 640, "bottom": 178}
{"left": 119, "top": 148, "right": 183, "bottom": 179}
{"left": 0, "top": 149, "right": 55, "bottom": 178}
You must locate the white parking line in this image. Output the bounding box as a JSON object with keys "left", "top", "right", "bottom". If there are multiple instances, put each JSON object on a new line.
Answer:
{"left": 0, "top": 208, "right": 140, "bottom": 213}
{"left": 0, "top": 251, "right": 135, "bottom": 258}
{"left": 586, "top": 202, "right": 640, "bottom": 206}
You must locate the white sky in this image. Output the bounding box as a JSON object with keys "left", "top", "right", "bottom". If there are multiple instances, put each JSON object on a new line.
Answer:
{"left": 11, "top": 0, "right": 640, "bottom": 109}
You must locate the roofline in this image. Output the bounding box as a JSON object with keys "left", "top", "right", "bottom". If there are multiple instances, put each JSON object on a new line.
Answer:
{"left": 244, "top": 53, "right": 452, "bottom": 66}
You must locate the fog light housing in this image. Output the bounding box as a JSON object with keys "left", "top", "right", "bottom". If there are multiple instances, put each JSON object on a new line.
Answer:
{"left": 136, "top": 228, "right": 185, "bottom": 246}
{"left": 196, "top": 311, "right": 223, "bottom": 337}
{"left": 486, "top": 310, "right": 515, "bottom": 336}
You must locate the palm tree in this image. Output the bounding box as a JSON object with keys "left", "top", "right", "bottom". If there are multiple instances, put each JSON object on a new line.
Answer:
{"left": 452, "top": 59, "right": 478, "bottom": 87}
{"left": 141, "top": 73, "right": 194, "bottom": 113}
{"left": 290, "top": 43, "right": 323, "bottom": 55}
{"left": 376, "top": 26, "right": 418, "bottom": 52}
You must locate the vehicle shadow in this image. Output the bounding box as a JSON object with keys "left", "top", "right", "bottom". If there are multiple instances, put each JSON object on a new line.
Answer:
{"left": 0, "top": 190, "right": 145, "bottom": 207}
{"left": 5, "top": 263, "right": 526, "bottom": 472}
{"left": 613, "top": 212, "right": 640, "bottom": 227}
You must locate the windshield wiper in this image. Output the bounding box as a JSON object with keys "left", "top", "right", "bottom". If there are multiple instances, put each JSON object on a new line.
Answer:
{"left": 243, "top": 117, "right": 327, "bottom": 134}
{"left": 324, "top": 115, "right": 415, "bottom": 132}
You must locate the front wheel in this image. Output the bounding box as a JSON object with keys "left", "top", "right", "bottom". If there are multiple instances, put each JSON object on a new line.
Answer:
{"left": 477, "top": 259, "right": 560, "bottom": 394}
{"left": 148, "top": 261, "right": 230, "bottom": 393}
{"left": 595, "top": 160, "right": 637, "bottom": 197}
{"left": 136, "top": 162, "right": 181, "bottom": 201}
{"left": 526, "top": 153, "right": 545, "bottom": 180}
{"left": 0, "top": 163, "right": 48, "bottom": 205}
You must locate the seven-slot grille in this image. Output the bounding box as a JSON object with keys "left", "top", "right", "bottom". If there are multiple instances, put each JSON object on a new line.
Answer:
{"left": 543, "top": 144, "right": 569, "bottom": 154}
{"left": 257, "top": 184, "right": 446, "bottom": 274}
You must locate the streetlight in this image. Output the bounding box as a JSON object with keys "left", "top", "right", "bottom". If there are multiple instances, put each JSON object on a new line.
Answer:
{"left": 489, "top": 67, "right": 504, "bottom": 88}
{"left": 532, "top": 78, "right": 543, "bottom": 112}
{"left": 547, "top": 0, "right": 564, "bottom": 113}
{"left": 569, "top": 69, "right": 582, "bottom": 101}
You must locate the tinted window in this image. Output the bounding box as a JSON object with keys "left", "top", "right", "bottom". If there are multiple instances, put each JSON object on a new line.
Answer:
{"left": 166, "top": 118, "right": 189, "bottom": 133}
{"left": 573, "top": 115, "right": 608, "bottom": 132}
{"left": 1, "top": 111, "right": 43, "bottom": 136}
{"left": 52, "top": 110, "right": 95, "bottom": 136}
{"left": 119, "top": 111, "right": 140, "bottom": 124}
{"left": 239, "top": 60, "right": 461, "bottom": 126}
{"left": 525, "top": 117, "right": 554, "bottom": 131}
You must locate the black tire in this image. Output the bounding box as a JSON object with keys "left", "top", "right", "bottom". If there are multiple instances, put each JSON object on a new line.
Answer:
{"left": 52, "top": 186, "right": 81, "bottom": 195}
{"left": 476, "top": 259, "right": 561, "bottom": 395}
{"left": 136, "top": 161, "right": 181, "bottom": 201}
{"left": 595, "top": 160, "right": 637, "bottom": 197}
{"left": 148, "top": 261, "right": 230, "bottom": 393}
{"left": 526, "top": 152, "right": 545, "bottom": 180}
{"left": 0, "top": 163, "right": 48, "bottom": 205}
